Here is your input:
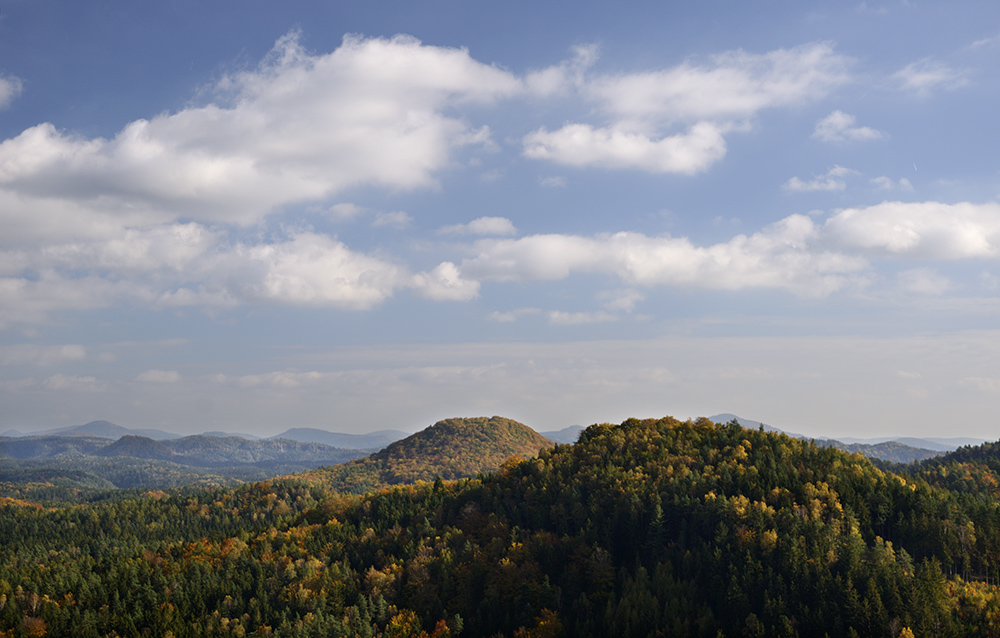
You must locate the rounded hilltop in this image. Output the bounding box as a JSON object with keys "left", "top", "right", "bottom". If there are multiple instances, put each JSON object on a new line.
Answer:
{"left": 300, "top": 416, "right": 553, "bottom": 493}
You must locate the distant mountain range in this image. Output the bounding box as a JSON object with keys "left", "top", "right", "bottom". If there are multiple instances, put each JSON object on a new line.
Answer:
{"left": 272, "top": 427, "right": 408, "bottom": 450}
{"left": 1, "top": 420, "right": 182, "bottom": 441}
{"left": 539, "top": 425, "right": 585, "bottom": 444}
{"left": 0, "top": 420, "right": 409, "bottom": 449}
{"left": 709, "top": 413, "right": 990, "bottom": 464}
{"left": 0, "top": 432, "right": 364, "bottom": 467}
{"left": 2, "top": 415, "right": 990, "bottom": 470}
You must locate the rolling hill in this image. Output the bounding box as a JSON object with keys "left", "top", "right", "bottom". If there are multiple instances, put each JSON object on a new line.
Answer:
{"left": 0, "top": 433, "right": 368, "bottom": 494}
{"left": 5, "top": 416, "right": 1000, "bottom": 636}
{"left": 300, "top": 415, "right": 553, "bottom": 493}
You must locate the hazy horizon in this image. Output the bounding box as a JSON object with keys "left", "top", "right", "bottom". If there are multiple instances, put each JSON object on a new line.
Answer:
{"left": 3, "top": 2, "right": 1000, "bottom": 440}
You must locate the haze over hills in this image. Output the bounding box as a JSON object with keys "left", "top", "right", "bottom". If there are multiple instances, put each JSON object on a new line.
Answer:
{"left": 710, "top": 413, "right": 989, "bottom": 463}
{"left": 271, "top": 428, "right": 408, "bottom": 450}
{"left": 0, "top": 421, "right": 407, "bottom": 448}
{"left": 0, "top": 420, "right": 182, "bottom": 441}
{"left": 0, "top": 416, "right": 551, "bottom": 495}
{"left": 539, "top": 424, "right": 585, "bottom": 444}
{"left": 3, "top": 414, "right": 989, "bottom": 474}
{"left": 0, "top": 432, "right": 368, "bottom": 493}
{"left": 300, "top": 415, "right": 554, "bottom": 493}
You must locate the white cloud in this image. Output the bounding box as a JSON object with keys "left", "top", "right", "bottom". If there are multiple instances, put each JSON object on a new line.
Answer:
{"left": 548, "top": 310, "right": 618, "bottom": 325}
{"left": 200, "top": 232, "right": 408, "bottom": 309}
{"left": 411, "top": 262, "right": 480, "bottom": 301}
{"left": 135, "top": 369, "right": 181, "bottom": 383}
{"left": 489, "top": 308, "right": 540, "bottom": 323}
{"left": 524, "top": 42, "right": 850, "bottom": 173}
{"left": 523, "top": 122, "right": 727, "bottom": 174}
{"left": 894, "top": 58, "right": 968, "bottom": 96}
{"left": 970, "top": 31, "right": 1000, "bottom": 49}
{"left": 585, "top": 42, "right": 850, "bottom": 124}
{"left": 870, "top": 176, "right": 913, "bottom": 191}
{"left": 461, "top": 214, "right": 868, "bottom": 296}
{"left": 372, "top": 211, "right": 413, "bottom": 229}
{"left": 438, "top": 216, "right": 518, "bottom": 236}
{"left": 824, "top": 201, "right": 1000, "bottom": 258}
{"left": 524, "top": 45, "right": 599, "bottom": 97}
{"left": 0, "top": 218, "right": 501, "bottom": 322}
{"left": 237, "top": 370, "right": 326, "bottom": 389}
{"left": 0, "top": 32, "right": 521, "bottom": 243}
{"left": 539, "top": 176, "right": 566, "bottom": 188}
{"left": 41, "top": 373, "right": 104, "bottom": 392}
{"left": 813, "top": 110, "right": 883, "bottom": 143}
{"left": 783, "top": 165, "right": 857, "bottom": 192}
{"left": 598, "top": 288, "right": 645, "bottom": 312}
{"left": 0, "top": 74, "right": 22, "bottom": 109}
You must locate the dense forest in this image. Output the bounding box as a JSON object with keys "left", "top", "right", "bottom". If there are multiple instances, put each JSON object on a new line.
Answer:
{"left": 0, "top": 416, "right": 999, "bottom": 637}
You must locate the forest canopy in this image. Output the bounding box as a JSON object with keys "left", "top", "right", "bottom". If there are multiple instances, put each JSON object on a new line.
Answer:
{"left": 0, "top": 416, "right": 998, "bottom": 637}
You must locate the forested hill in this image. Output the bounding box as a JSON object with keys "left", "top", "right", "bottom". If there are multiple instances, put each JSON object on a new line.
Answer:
{"left": 4, "top": 417, "right": 1000, "bottom": 636}
{"left": 299, "top": 415, "right": 553, "bottom": 493}
{"left": 905, "top": 438, "right": 1000, "bottom": 500}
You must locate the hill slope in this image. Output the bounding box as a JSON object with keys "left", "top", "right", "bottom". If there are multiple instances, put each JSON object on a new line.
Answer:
{"left": 302, "top": 415, "right": 553, "bottom": 493}
{"left": 5, "top": 417, "right": 1000, "bottom": 636}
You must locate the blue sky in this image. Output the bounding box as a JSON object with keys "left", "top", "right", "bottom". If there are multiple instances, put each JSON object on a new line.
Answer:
{"left": 2, "top": 1, "right": 1000, "bottom": 438}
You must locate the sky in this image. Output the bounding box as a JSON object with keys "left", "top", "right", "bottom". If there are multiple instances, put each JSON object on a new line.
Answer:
{"left": 1, "top": 1, "right": 1000, "bottom": 439}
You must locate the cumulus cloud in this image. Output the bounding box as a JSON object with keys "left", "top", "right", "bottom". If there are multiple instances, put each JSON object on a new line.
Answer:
{"left": 783, "top": 165, "right": 857, "bottom": 192}
{"left": 524, "top": 45, "right": 599, "bottom": 97}
{"left": 523, "top": 42, "right": 850, "bottom": 173}
{"left": 0, "top": 226, "right": 456, "bottom": 321}
{"left": 201, "top": 232, "right": 409, "bottom": 308}
{"left": 894, "top": 58, "right": 968, "bottom": 96}
{"left": 0, "top": 74, "right": 22, "bottom": 109}
{"left": 824, "top": 201, "right": 1000, "bottom": 258}
{"left": 0, "top": 32, "right": 521, "bottom": 243}
{"left": 586, "top": 42, "right": 850, "bottom": 125}
{"left": 438, "top": 216, "right": 518, "bottom": 236}
{"left": 411, "top": 262, "right": 480, "bottom": 301}
{"left": 445, "top": 201, "right": 1000, "bottom": 299}
{"left": 523, "top": 122, "right": 727, "bottom": 174}
{"left": 813, "top": 110, "right": 883, "bottom": 143}
{"left": 461, "top": 214, "right": 868, "bottom": 296}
